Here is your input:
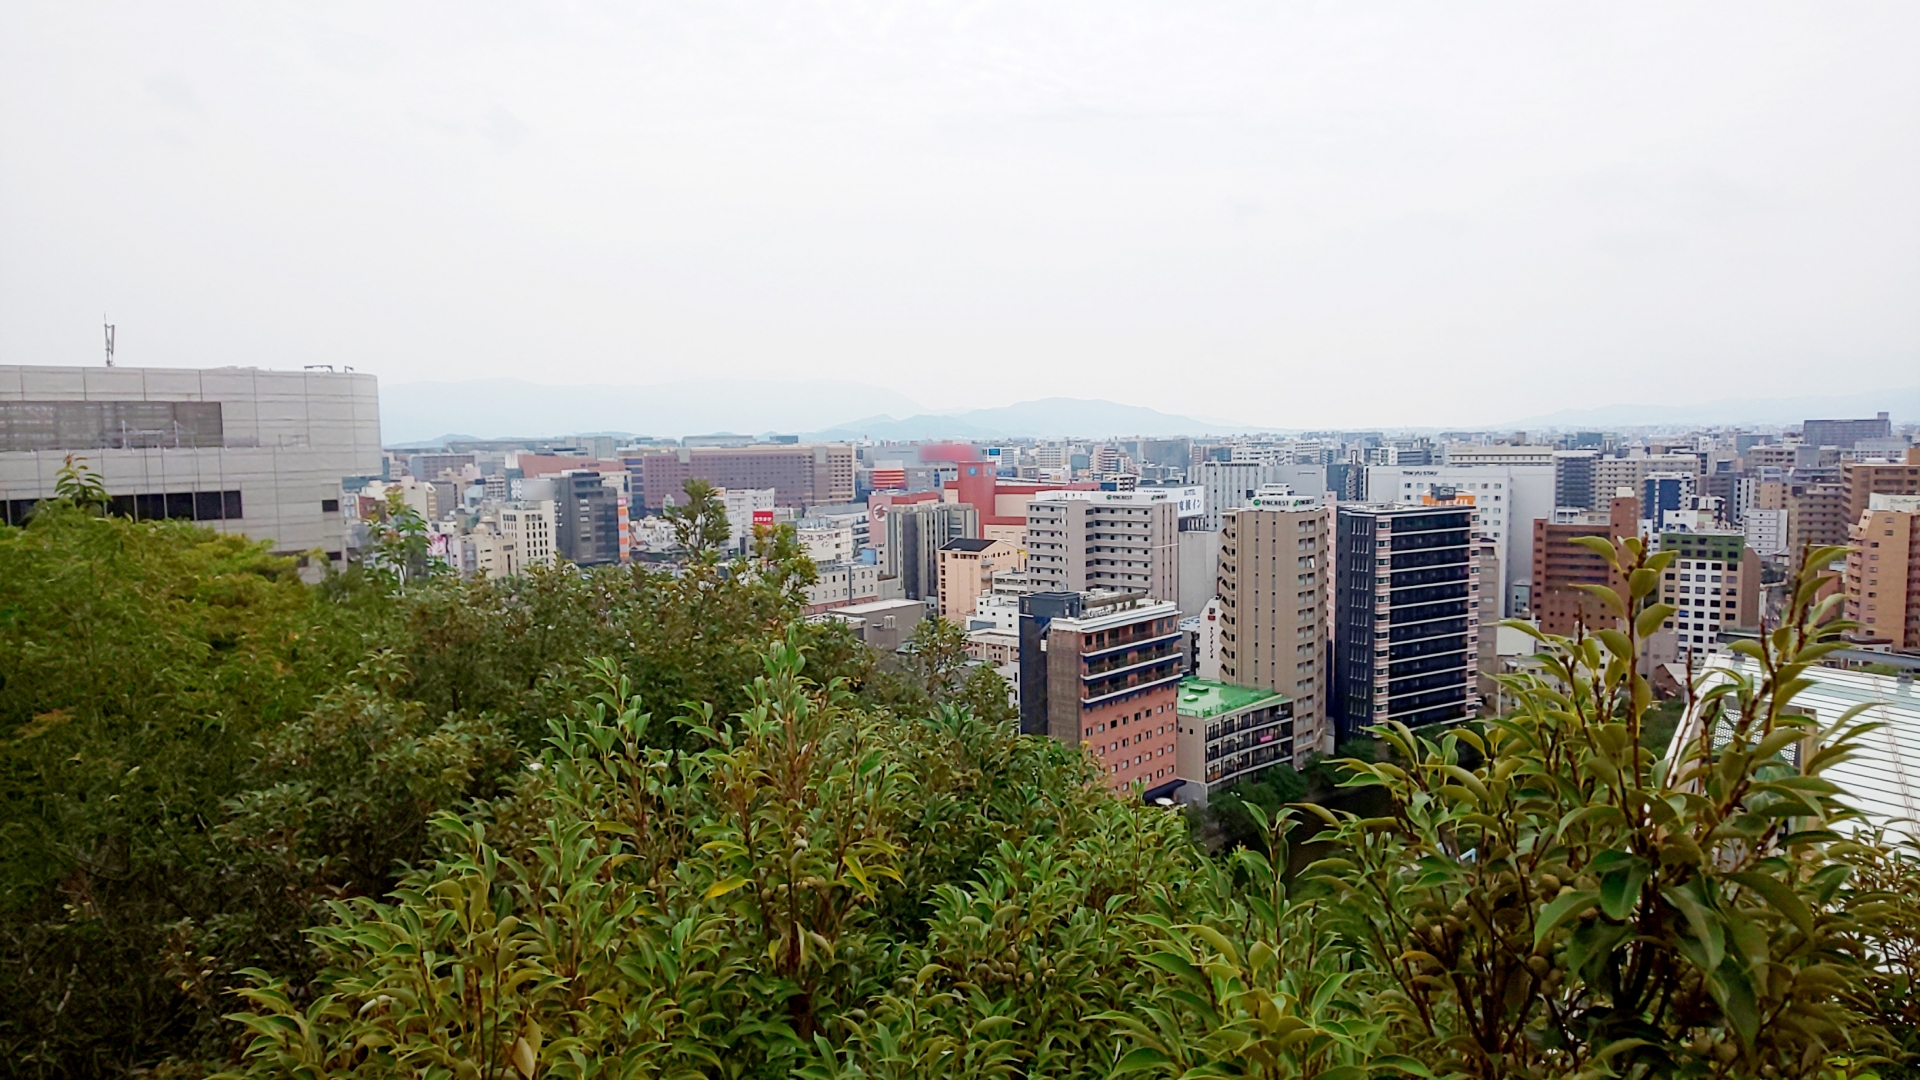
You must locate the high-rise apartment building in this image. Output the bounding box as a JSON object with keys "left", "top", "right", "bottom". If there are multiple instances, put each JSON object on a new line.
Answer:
{"left": 884, "top": 501, "right": 979, "bottom": 600}
{"left": 1330, "top": 504, "right": 1482, "bottom": 740}
{"left": 1654, "top": 531, "right": 1759, "bottom": 661}
{"left": 1364, "top": 463, "right": 1552, "bottom": 616}
{"left": 1553, "top": 450, "right": 1599, "bottom": 511}
{"left": 1844, "top": 494, "right": 1920, "bottom": 650}
{"left": 637, "top": 443, "right": 855, "bottom": 510}
{"left": 1843, "top": 450, "right": 1920, "bottom": 525}
{"left": 1786, "top": 482, "right": 1849, "bottom": 569}
{"left": 1018, "top": 592, "right": 1184, "bottom": 798}
{"left": 1216, "top": 496, "right": 1329, "bottom": 760}
{"left": 1026, "top": 491, "right": 1180, "bottom": 602}
{"left": 1592, "top": 454, "right": 1701, "bottom": 508}
{"left": 1803, "top": 413, "right": 1892, "bottom": 450}
{"left": 1530, "top": 496, "right": 1638, "bottom": 637}
{"left": 1, "top": 365, "right": 381, "bottom": 559}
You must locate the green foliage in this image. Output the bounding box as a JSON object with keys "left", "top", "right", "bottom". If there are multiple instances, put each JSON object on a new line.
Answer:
{"left": 1295, "top": 539, "right": 1904, "bottom": 1078}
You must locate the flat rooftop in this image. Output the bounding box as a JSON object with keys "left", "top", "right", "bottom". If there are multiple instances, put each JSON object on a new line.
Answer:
{"left": 1175, "top": 678, "right": 1288, "bottom": 718}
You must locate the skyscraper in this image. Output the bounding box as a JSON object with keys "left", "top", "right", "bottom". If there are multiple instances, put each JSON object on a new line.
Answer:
{"left": 1330, "top": 504, "right": 1482, "bottom": 740}
{"left": 1216, "top": 495, "right": 1329, "bottom": 761}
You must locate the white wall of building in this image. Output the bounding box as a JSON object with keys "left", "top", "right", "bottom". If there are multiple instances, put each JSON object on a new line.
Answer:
{"left": 1365, "top": 463, "right": 1554, "bottom": 616}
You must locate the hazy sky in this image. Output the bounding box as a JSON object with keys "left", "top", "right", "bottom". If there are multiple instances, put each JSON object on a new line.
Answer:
{"left": 4, "top": 3, "right": 1917, "bottom": 428}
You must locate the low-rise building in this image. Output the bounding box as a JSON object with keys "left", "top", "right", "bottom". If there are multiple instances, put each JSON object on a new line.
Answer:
{"left": 936, "top": 536, "right": 1022, "bottom": 621}
{"left": 1172, "top": 679, "right": 1294, "bottom": 807}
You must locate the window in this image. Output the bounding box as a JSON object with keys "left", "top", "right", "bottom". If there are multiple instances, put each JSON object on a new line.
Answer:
{"left": 322, "top": 498, "right": 341, "bottom": 513}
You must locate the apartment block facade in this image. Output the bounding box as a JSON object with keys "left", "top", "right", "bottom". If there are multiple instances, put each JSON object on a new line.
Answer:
{"left": 936, "top": 536, "right": 1021, "bottom": 620}
{"left": 1173, "top": 679, "right": 1294, "bottom": 806}
{"left": 884, "top": 501, "right": 979, "bottom": 601}
{"left": 1331, "top": 504, "right": 1482, "bottom": 740}
{"left": 1026, "top": 493, "right": 1179, "bottom": 602}
{"left": 1530, "top": 495, "right": 1638, "bottom": 637}
{"left": 1843, "top": 451, "right": 1920, "bottom": 525}
{"left": 1845, "top": 494, "right": 1920, "bottom": 650}
{"left": 1216, "top": 496, "right": 1329, "bottom": 760}
{"left": 1654, "top": 531, "right": 1760, "bottom": 662}
{"left": 1018, "top": 592, "right": 1184, "bottom": 797}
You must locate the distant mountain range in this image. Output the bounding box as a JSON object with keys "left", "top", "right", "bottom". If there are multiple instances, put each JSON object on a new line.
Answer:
{"left": 381, "top": 378, "right": 927, "bottom": 445}
{"left": 381, "top": 379, "right": 1263, "bottom": 444}
{"left": 810, "top": 398, "right": 1252, "bottom": 440}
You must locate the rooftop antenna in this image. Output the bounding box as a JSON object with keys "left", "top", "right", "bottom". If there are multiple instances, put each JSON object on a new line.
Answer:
{"left": 104, "top": 317, "right": 115, "bottom": 367}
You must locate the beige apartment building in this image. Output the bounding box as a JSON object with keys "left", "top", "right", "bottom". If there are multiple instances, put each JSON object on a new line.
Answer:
{"left": 1026, "top": 492, "right": 1179, "bottom": 602}
{"left": 936, "top": 536, "right": 1023, "bottom": 620}
{"left": 1216, "top": 495, "right": 1330, "bottom": 761}
{"left": 1845, "top": 494, "right": 1920, "bottom": 651}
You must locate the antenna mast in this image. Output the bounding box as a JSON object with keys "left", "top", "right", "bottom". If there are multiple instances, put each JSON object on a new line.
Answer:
{"left": 104, "top": 317, "right": 115, "bottom": 367}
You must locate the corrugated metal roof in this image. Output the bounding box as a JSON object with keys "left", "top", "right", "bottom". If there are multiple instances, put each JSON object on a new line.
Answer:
{"left": 1675, "top": 657, "right": 1920, "bottom": 836}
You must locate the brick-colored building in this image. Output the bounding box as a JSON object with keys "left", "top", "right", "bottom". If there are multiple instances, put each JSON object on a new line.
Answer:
{"left": 637, "top": 444, "right": 855, "bottom": 510}
{"left": 1845, "top": 494, "right": 1920, "bottom": 650}
{"left": 1018, "top": 592, "right": 1184, "bottom": 798}
{"left": 1786, "top": 481, "right": 1849, "bottom": 570}
{"left": 1530, "top": 496, "right": 1638, "bottom": 637}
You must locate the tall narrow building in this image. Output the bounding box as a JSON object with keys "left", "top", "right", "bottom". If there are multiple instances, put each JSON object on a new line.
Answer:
{"left": 1330, "top": 503, "right": 1482, "bottom": 740}
{"left": 1216, "top": 494, "right": 1330, "bottom": 761}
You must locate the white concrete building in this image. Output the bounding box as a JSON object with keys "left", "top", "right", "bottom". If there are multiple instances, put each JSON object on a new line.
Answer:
{"left": 1, "top": 364, "right": 382, "bottom": 559}
{"left": 1365, "top": 463, "right": 1554, "bottom": 616}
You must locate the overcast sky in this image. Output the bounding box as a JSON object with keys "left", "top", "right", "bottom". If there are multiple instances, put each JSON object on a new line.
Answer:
{"left": 3, "top": 3, "right": 1917, "bottom": 428}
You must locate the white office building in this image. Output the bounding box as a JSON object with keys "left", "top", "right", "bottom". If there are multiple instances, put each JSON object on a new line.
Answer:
{"left": 1365, "top": 463, "right": 1554, "bottom": 616}
{"left": 1, "top": 364, "right": 381, "bottom": 560}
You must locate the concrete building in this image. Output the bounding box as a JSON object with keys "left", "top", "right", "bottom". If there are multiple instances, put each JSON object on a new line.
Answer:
{"left": 1592, "top": 454, "right": 1702, "bottom": 509}
{"left": 823, "top": 598, "right": 926, "bottom": 653}
{"left": 0, "top": 364, "right": 381, "bottom": 559}
{"left": 473, "top": 499, "right": 556, "bottom": 578}
{"left": 1026, "top": 490, "right": 1181, "bottom": 603}
{"left": 1331, "top": 504, "right": 1483, "bottom": 740}
{"left": 1217, "top": 494, "right": 1330, "bottom": 760}
{"left": 1199, "top": 460, "right": 1321, "bottom": 530}
{"left": 803, "top": 562, "right": 894, "bottom": 615}
{"left": 1530, "top": 496, "right": 1638, "bottom": 637}
{"left": 719, "top": 487, "right": 778, "bottom": 550}
{"left": 1843, "top": 451, "right": 1920, "bottom": 525}
{"left": 554, "top": 470, "right": 626, "bottom": 566}
{"left": 1786, "top": 482, "right": 1849, "bottom": 571}
{"left": 1444, "top": 444, "right": 1557, "bottom": 467}
{"left": 1172, "top": 679, "right": 1295, "bottom": 807}
{"left": 1364, "top": 463, "right": 1552, "bottom": 615}
{"left": 1653, "top": 531, "right": 1760, "bottom": 663}
{"left": 1744, "top": 508, "right": 1789, "bottom": 559}
{"left": 1176, "top": 527, "right": 1221, "bottom": 617}
{"left": 1018, "top": 592, "right": 1184, "bottom": 798}
{"left": 795, "top": 519, "right": 857, "bottom": 567}
{"left": 1803, "top": 413, "right": 1892, "bottom": 450}
{"left": 936, "top": 536, "right": 1021, "bottom": 620}
{"left": 1553, "top": 450, "right": 1600, "bottom": 511}
{"left": 885, "top": 500, "right": 980, "bottom": 601}
{"left": 636, "top": 443, "right": 855, "bottom": 510}
{"left": 1844, "top": 494, "right": 1920, "bottom": 650}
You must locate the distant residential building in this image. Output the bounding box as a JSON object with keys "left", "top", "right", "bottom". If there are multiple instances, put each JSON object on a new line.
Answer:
{"left": 795, "top": 519, "right": 857, "bottom": 566}
{"left": 1843, "top": 450, "right": 1920, "bottom": 525}
{"left": 1844, "top": 493, "right": 1920, "bottom": 650}
{"left": 1786, "top": 481, "right": 1849, "bottom": 570}
{"left": 1803, "top": 413, "right": 1892, "bottom": 450}
{"left": 1530, "top": 496, "right": 1637, "bottom": 637}
{"left": 936, "top": 536, "right": 1021, "bottom": 620}
{"left": 485, "top": 500, "right": 557, "bottom": 577}
{"left": 1592, "top": 454, "right": 1702, "bottom": 508}
{"left": 0, "top": 364, "right": 381, "bottom": 561}
{"left": 636, "top": 443, "right": 855, "bottom": 510}
{"left": 1172, "top": 679, "right": 1295, "bottom": 807}
{"left": 1553, "top": 450, "right": 1600, "bottom": 511}
{"left": 1330, "top": 504, "right": 1483, "bottom": 740}
{"left": 1217, "top": 495, "right": 1329, "bottom": 761}
{"left": 1026, "top": 490, "right": 1181, "bottom": 603}
{"left": 1018, "top": 592, "right": 1184, "bottom": 798}
{"left": 1653, "top": 530, "right": 1759, "bottom": 662}
{"left": 717, "top": 487, "right": 777, "bottom": 550}
{"left": 803, "top": 561, "right": 892, "bottom": 614}
{"left": 1744, "top": 508, "right": 1789, "bottom": 559}
{"left": 1642, "top": 473, "right": 1695, "bottom": 521}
